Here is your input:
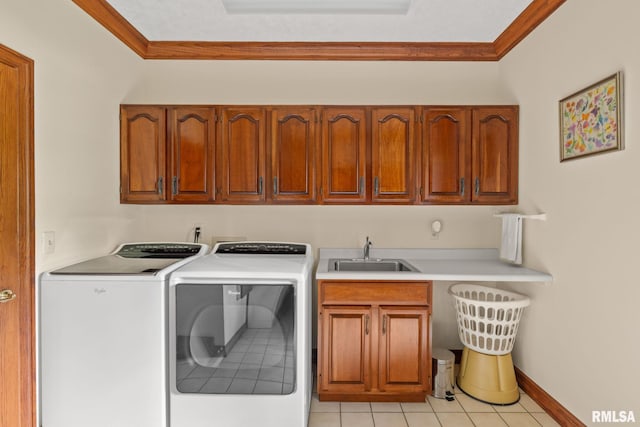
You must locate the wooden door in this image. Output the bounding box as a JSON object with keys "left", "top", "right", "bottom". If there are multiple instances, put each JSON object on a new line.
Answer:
{"left": 319, "top": 307, "right": 372, "bottom": 394}
{"left": 378, "top": 307, "right": 429, "bottom": 393}
{"left": 219, "top": 107, "right": 266, "bottom": 203}
{"left": 371, "top": 108, "right": 416, "bottom": 203}
{"left": 471, "top": 107, "right": 519, "bottom": 204}
{"left": 421, "top": 108, "right": 470, "bottom": 203}
{"left": 120, "top": 106, "right": 167, "bottom": 202}
{"left": 270, "top": 108, "right": 317, "bottom": 203}
{"left": 321, "top": 108, "right": 368, "bottom": 203}
{"left": 169, "top": 107, "right": 216, "bottom": 202}
{"left": 0, "top": 44, "right": 36, "bottom": 427}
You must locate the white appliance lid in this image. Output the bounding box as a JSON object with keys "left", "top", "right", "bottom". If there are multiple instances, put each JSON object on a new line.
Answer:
{"left": 50, "top": 243, "right": 204, "bottom": 275}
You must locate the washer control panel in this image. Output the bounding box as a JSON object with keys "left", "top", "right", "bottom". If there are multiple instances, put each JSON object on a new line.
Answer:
{"left": 117, "top": 243, "right": 204, "bottom": 259}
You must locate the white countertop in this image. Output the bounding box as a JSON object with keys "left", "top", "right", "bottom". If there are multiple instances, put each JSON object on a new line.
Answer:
{"left": 315, "top": 248, "right": 552, "bottom": 282}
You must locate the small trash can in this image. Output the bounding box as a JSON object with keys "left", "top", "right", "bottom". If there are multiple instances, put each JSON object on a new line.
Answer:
{"left": 432, "top": 348, "right": 455, "bottom": 401}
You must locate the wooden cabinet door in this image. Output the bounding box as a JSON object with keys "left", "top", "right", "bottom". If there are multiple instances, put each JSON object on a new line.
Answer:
{"left": 371, "top": 108, "right": 416, "bottom": 203}
{"left": 378, "top": 307, "right": 430, "bottom": 393}
{"left": 319, "top": 307, "right": 372, "bottom": 394}
{"left": 321, "top": 108, "right": 368, "bottom": 203}
{"left": 120, "top": 106, "right": 167, "bottom": 202}
{"left": 421, "top": 108, "right": 471, "bottom": 203}
{"left": 270, "top": 108, "right": 318, "bottom": 202}
{"left": 169, "top": 107, "right": 216, "bottom": 202}
{"left": 471, "top": 107, "right": 519, "bottom": 204}
{"left": 220, "top": 108, "right": 267, "bottom": 203}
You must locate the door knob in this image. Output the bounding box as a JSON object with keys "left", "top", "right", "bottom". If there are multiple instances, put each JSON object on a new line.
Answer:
{"left": 0, "top": 289, "right": 17, "bottom": 303}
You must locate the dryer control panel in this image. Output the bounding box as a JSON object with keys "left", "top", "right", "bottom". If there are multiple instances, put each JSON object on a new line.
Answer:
{"left": 215, "top": 242, "right": 307, "bottom": 255}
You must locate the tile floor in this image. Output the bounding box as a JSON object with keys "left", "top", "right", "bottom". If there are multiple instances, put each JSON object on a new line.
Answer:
{"left": 176, "top": 327, "right": 295, "bottom": 395}
{"left": 308, "top": 384, "right": 561, "bottom": 427}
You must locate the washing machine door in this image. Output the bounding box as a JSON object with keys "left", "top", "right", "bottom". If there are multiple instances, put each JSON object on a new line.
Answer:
{"left": 174, "top": 282, "right": 295, "bottom": 395}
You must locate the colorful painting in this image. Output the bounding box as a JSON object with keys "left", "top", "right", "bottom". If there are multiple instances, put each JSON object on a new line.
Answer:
{"left": 559, "top": 72, "right": 623, "bottom": 161}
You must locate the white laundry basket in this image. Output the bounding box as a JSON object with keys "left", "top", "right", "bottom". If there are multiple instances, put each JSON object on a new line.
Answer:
{"left": 449, "top": 284, "right": 530, "bottom": 356}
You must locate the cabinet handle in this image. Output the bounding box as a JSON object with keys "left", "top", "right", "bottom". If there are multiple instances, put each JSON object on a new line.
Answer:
{"left": 157, "top": 177, "right": 163, "bottom": 195}
{"left": 460, "top": 177, "right": 465, "bottom": 196}
{"left": 382, "top": 315, "right": 387, "bottom": 335}
{"left": 374, "top": 177, "right": 379, "bottom": 196}
{"left": 365, "top": 315, "right": 370, "bottom": 335}
{"left": 172, "top": 176, "right": 178, "bottom": 196}
{"left": 359, "top": 176, "right": 364, "bottom": 196}
{"left": 273, "top": 177, "right": 278, "bottom": 194}
{"left": 475, "top": 177, "right": 480, "bottom": 196}
{"left": 258, "top": 176, "right": 263, "bottom": 195}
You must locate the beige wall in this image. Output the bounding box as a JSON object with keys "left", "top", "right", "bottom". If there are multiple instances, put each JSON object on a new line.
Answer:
{"left": 1, "top": 0, "right": 144, "bottom": 271}
{"left": 500, "top": 0, "right": 640, "bottom": 423}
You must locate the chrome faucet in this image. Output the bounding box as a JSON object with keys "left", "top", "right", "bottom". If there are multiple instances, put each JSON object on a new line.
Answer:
{"left": 363, "top": 236, "right": 372, "bottom": 260}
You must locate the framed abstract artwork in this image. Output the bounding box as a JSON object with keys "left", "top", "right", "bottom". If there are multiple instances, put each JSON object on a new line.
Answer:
{"left": 559, "top": 72, "right": 623, "bottom": 161}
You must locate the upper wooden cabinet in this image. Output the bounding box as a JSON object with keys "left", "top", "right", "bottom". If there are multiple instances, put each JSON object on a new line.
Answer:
{"left": 371, "top": 108, "right": 416, "bottom": 203}
{"left": 270, "top": 108, "right": 318, "bottom": 203}
{"left": 421, "top": 108, "right": 470, "bottom": 203}
{"left": 120, "top": 105, "right": 216, "bottom": 204}
{"left": 169, "top": 107, "right": 216, "bottom": 203}
{"left": 420, "top": 106, "right": 518, "bottom": 205}
{"left": 472, "top": 107, "right": 519, "bottom": 204}
{"left": 121, "top": 104, "right": 518, "bottom": 205}
{"left": 120, "top": 106, "right": 167, "bottom": 202}
{"left": 219, "top": 107, "right": 267, "bottom": 203}
{"left": 320, "top": 108, "right": 368, "bottom": 203}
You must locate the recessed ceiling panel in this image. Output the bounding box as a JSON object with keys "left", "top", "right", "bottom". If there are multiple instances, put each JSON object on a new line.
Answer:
{"left": 105, "top": 0, "right": 533, "bottom": 42}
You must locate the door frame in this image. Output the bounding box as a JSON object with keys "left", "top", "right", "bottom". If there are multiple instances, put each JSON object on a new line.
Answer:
{"left": 0, "top": 43, "right": 36, "bottom": 427}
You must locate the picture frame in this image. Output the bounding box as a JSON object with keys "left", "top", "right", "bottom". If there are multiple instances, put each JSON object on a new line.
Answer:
{"left": 559, "top": 71, "right": 623, "bottom": 161}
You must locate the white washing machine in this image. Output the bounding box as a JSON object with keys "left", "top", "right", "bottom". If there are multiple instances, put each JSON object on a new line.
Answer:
{"left": 40, "top": 242, "right": 209, "bottom": 427}
{"left": 169, "top": 241, "right": 313, "bottom": 427}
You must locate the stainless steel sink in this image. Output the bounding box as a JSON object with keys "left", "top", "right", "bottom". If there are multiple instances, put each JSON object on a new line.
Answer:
{"left": 328, "top": 258, "right": 418, "bottom": 272}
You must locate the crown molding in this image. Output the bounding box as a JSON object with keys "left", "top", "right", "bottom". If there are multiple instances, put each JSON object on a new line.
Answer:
{"left": 72, "top": 0, "right": 565, "bottom": 61}
{"left": 144, "top": 41, "right": 498, "bottom": 61}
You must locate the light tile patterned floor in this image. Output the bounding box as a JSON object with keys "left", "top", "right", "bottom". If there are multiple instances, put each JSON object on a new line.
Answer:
{"left": 308, "top": 387, "right": 561, "bottom": 427}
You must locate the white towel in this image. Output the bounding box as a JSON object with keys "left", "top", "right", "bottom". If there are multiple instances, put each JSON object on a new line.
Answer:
{"left": 499, "top": 214, "right": 522, "bottom": 264}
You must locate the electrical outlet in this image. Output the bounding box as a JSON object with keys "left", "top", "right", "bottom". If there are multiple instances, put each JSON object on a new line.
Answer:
{"left": 193, "top": 224, "right": 203, "bottom": 243}
{"left": 43, "top": 231, "right": 56, "bottom": 254}
{"left": 430, "top": 220, "right": 442, "bottom": 240}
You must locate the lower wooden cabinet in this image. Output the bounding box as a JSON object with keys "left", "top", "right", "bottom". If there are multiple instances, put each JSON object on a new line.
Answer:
{"left": 320, "top": 307, "right": 372, "bottom": 394}
{"left": 378, "top": 307, "right": 430, "bottom": 394}
{"left": 317, "top": 281, "right": 432, "bottom": 401}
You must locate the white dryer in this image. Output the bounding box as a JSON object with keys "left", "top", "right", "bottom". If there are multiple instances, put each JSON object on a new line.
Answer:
{"left": 169, "top": 242, "right": 314, "bottom": 427}
{"left": 40, "top": 242, "right": 208, "bottom": 427}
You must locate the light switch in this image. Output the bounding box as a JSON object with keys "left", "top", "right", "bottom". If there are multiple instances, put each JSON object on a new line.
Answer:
{"left": 43, "top": 231, "right": 55, "bottom": 254}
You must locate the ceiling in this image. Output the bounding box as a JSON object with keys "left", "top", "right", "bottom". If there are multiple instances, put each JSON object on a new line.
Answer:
{"left": 103, "top": 0, "right": 531, "bottom": 43}
{"left": 72, "top": 0, "right": 566, "bottom": 60}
